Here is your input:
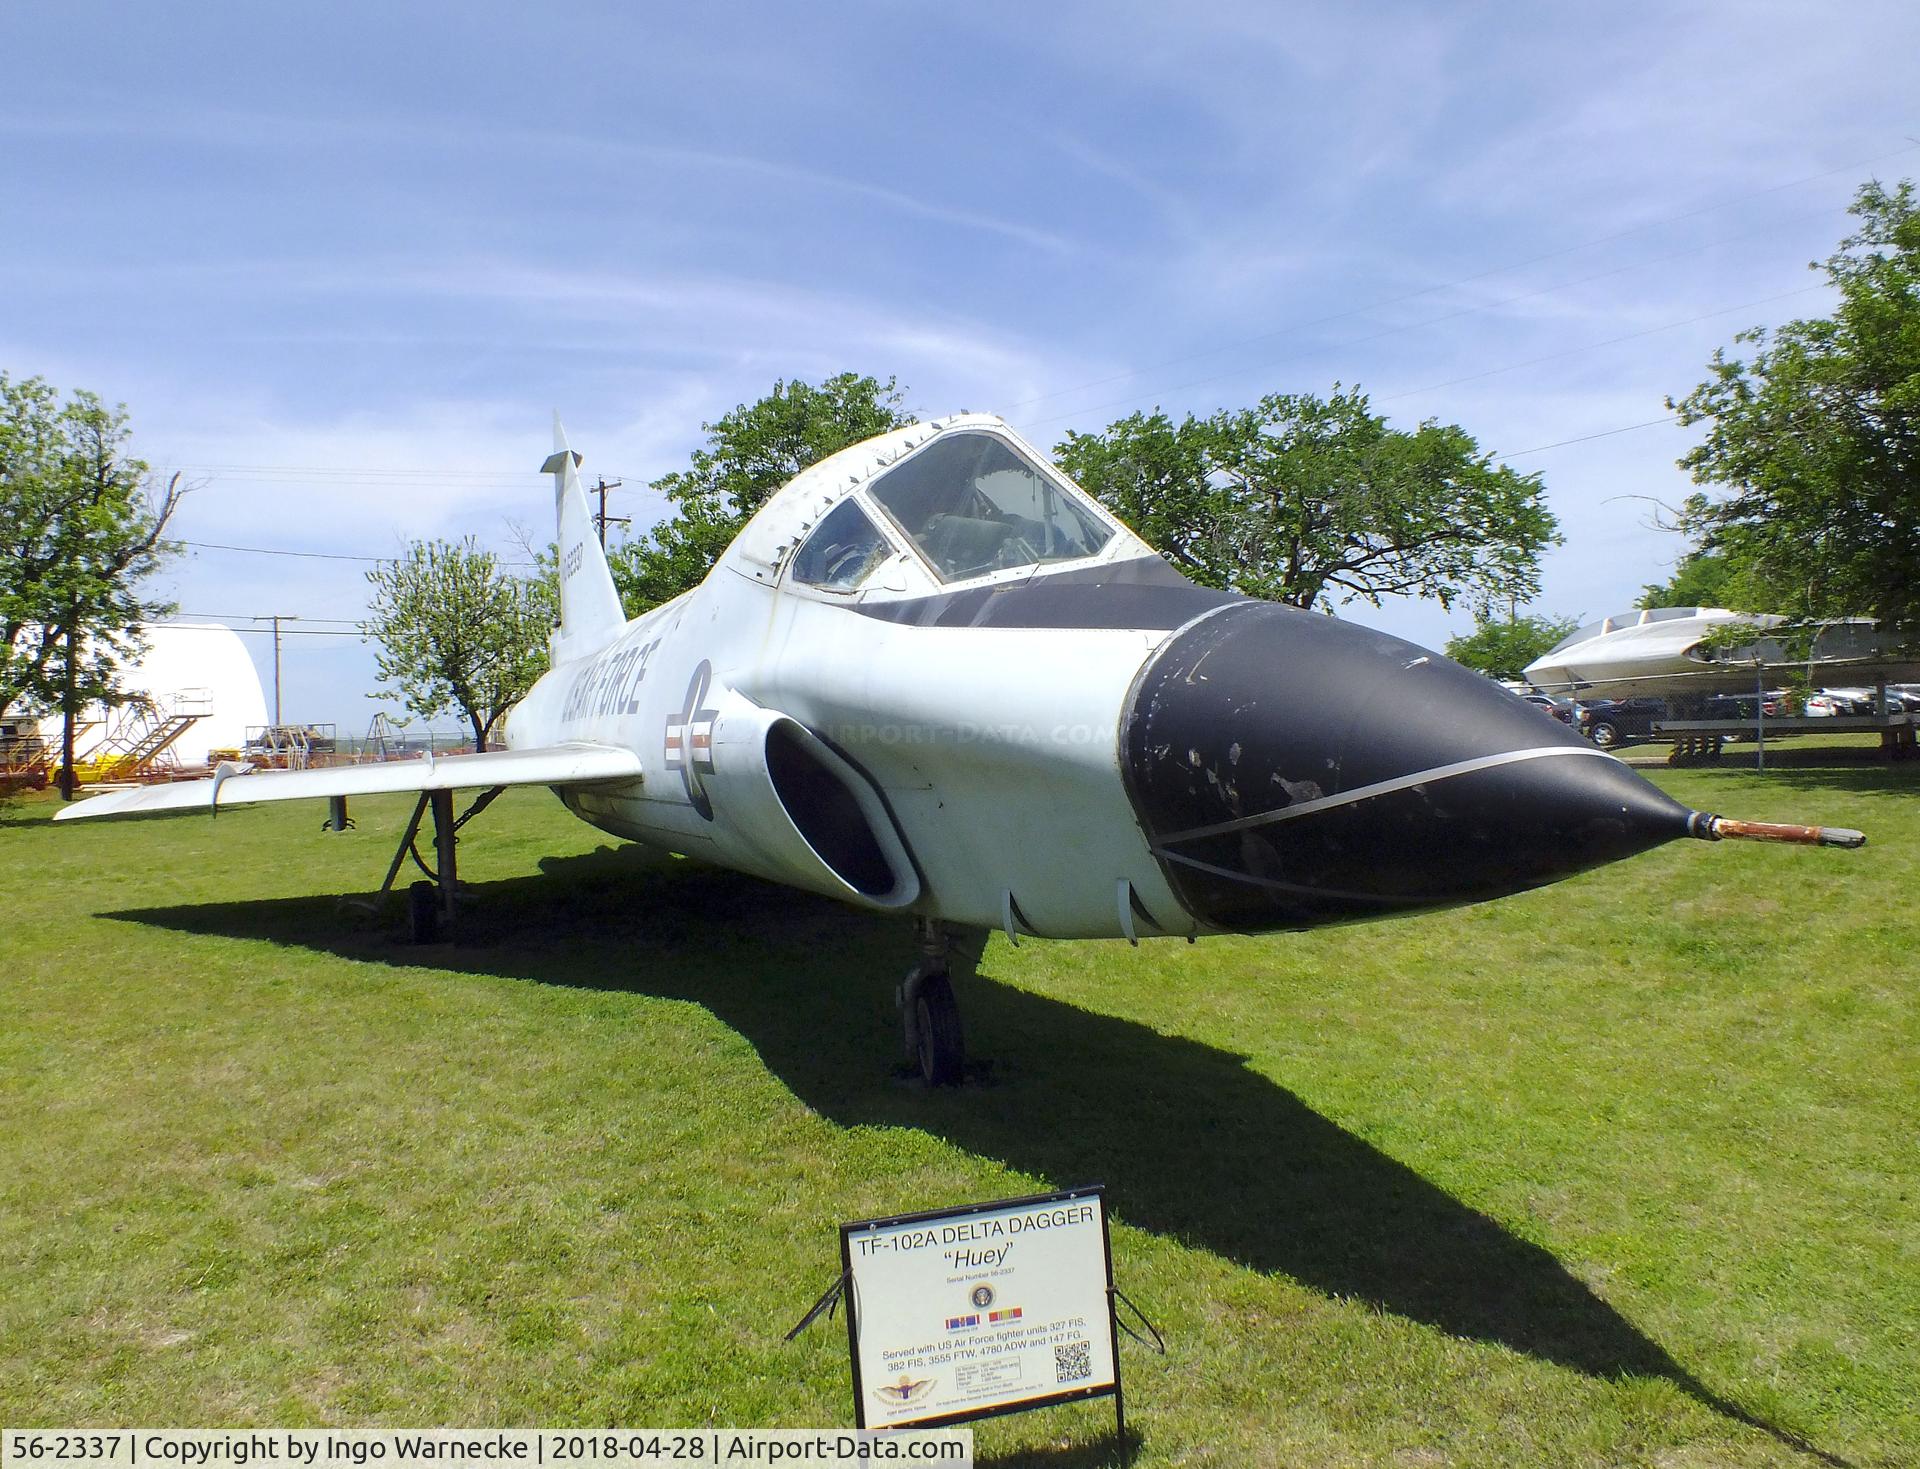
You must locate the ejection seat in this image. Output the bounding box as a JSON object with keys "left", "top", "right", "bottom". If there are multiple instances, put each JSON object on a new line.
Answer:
{"left": 918, "top": 513, "right": 1014, "bottom": 577}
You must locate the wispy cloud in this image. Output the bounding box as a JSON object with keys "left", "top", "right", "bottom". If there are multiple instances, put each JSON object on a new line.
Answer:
{"left": 0, "top": 103, "right": 1076, "bottom": 256}
{"left": 5, "top": 1, "right": 1914, "bottom": 719}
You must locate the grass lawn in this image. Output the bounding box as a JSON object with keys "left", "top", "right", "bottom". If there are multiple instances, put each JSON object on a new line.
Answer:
{"left": 1, "top": 748, "right": 1914, "bottom": 1466}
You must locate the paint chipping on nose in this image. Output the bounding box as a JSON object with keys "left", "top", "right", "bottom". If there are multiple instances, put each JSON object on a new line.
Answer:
{"left": 1120, "top": 603, "right": 1692, "bottom": 933}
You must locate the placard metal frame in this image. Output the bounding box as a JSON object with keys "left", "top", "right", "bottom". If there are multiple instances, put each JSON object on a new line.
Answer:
{"left": 840, "top": 1185, "right": 1124, "bottom": 1436}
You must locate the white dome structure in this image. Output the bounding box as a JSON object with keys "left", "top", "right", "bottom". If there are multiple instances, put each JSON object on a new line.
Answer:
{"left": 39, "top": 622, "right": 269, "bottom": 768}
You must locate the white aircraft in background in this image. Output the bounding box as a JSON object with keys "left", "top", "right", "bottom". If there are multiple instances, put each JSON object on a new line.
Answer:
{"left": 60, "top": 414, "right": 1863, "bottom": 1082}
{"left": 1525, "top": 607, "right": 1920, "bottom": 703}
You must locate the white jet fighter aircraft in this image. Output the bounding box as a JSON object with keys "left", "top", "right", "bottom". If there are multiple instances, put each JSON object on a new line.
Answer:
{"left": 60, "top": 413, "right": 1864, "bottom": 1082}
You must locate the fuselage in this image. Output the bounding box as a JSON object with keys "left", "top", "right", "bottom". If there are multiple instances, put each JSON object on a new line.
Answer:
{"left": 509, "top": 415, "right": 1695, "bottom": 941}
{"left": 507, "top": 580, "right": 1188, "bottom": 937}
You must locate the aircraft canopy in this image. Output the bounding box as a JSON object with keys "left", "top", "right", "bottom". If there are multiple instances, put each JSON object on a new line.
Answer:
{"left": 866, "top": 430, "right": 1115, "bottom": 582}
{"left": 1546, "top": 607, "right": 1727, "bottom": 655}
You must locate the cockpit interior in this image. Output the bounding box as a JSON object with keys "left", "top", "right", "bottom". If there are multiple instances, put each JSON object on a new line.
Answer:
{"left": 789, "top": 429, "right": 1116, "bottom": 593}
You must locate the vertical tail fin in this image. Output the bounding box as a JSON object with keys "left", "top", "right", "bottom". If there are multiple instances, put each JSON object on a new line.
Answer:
{"left": 543, "top": 413, "right": 626, "bottom": 662}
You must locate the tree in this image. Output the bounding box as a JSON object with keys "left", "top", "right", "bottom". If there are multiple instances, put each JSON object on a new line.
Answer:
{"left": 1633, "top": 533, "right": 1779, "bottom": 612}
{"left": 1668, "top": 179, "right": 1920, "bottom": 629}
{"left": 609, "top": 373, "right": 914, "bottom": 614}
{"left": 1636, "top": 539, "right": 1740, "bottom": 611}
{"left": 1444, "top": 613, "right": 1580, "bottom": 679}
{"left": 0, "top": 374, "right": 184, "bottom": 796}
{"left": 1056, "top": 386, "right": 1558, "bottom": 611}
{"left": 362, "top": 538, "right": 553, "bottom": 750}
{"left": 1046, "top": 409, "right": 1218, "bottom": 580}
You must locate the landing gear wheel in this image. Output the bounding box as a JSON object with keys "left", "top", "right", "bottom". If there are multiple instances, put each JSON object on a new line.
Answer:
{"left": 913, "top": 971, "right": 965, "bottom": 1086}
{"left": 407, "top": 879, "right": 440, "bottom": 944}
{"left": 901, "top": 966, "right": 965, "bottom": 1086}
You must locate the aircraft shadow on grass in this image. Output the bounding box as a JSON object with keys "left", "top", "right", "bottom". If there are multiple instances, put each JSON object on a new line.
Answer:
{"left": 110, "top": 845, "right": 1843, "bottom": 1465}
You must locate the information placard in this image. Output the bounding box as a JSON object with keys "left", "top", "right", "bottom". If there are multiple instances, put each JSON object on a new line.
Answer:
{"left": 841, "top": 1187, "right": 1119, "bottom": 1431}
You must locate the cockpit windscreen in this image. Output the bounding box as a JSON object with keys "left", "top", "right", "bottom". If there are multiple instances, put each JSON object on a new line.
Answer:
{"left": 868, "top": 431, "right": 1114, "bottom": 582}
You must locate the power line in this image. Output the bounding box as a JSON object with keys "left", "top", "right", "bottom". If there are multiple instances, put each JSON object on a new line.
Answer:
{"left": 158, "top": 620, "right": 366, "bottom": 637}
{"left": 171, "top": 461, "right": 538, "bottom": 477}
{"left": 177, "top": 538, "right": 536, "bottom": 568}
{"left": 179, "top": 538, "right": 391, "bottom": 563}
{"left": 158, "top": 461, "right": 637, "bottom": 487}
{"left": 1492, "top": 415, "right": 1682, "bottom": 462}
{"left": 171, "top": 611, "right": 363, "bottom": 625}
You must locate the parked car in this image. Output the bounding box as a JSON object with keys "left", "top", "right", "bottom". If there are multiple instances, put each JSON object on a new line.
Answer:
{"left": 1815, "top": 686, "right": 1920, "bottom": 715}
{"left": 1573, "top": 696, "right": 1666, "bottom": 748}
{"left": 1699, "top": 691, "right": 1786, "bottom": 720}
{"left": 1680, "top": 691, "right": 1790, "bottom": 740}
{"left": 1518, "top": 692, "right": 1575, "bottom": 723}
{"left": 1806, "top": 688, "right": 1888, "bottom": 716}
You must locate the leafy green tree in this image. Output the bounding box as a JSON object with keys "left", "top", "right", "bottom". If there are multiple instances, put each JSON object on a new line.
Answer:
{"left": 0, "top": 374, "right": 184, "bottom": 796}
{"left": 1057, "top": 386, "right": 1558, "bottom": 610}
{"left": 1634, "top": 534, "right": 1781, "bottom": 613}
{"left": 362, "top": 537, "right": 554, "bottom": 750}
{"left": 1046, "top": 410, "right": 1219, "bottom": 582}
{"left": 1668, "top": 179, "right": 1920, "bottom": 628}
{"left": 609, "top": 373, "right": 914, "bottom": 614}
{"left": 1637, "top": 538, "right": 1738, "bottom": 611}
{"left": 1443, "top": 613, "right": 1580, "bottom": 679}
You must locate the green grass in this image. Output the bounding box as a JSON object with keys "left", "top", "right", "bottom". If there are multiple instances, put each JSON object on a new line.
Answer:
{"left": 1, "top": 752, "right": 1915, "bottom": 1467}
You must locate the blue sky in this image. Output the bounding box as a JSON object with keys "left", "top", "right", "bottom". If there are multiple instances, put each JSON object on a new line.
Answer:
{"left": 3, "top": 2, "right": 1915, "bottom": 731}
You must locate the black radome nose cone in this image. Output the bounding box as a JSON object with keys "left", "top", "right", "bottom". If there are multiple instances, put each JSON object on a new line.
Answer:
{"left": 1121, "top": 603, "right": 1693, "bottom": 933}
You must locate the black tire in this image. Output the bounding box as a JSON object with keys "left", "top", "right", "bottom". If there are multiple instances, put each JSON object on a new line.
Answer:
{"left": 913, "top": 970, "right": 965, "bottom": 1087}
{"left": 1589, "top": 721, "right": 1620, "bottom": 748}
{"left": 407, "top": 879, "right": 440, "bottom": 944}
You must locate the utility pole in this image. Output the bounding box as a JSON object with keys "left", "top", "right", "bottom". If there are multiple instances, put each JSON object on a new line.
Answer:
{"left": 591, "top": 476, "right": 628, "bottom": 547}
{"left": 259, "top": 615, "right": 299, "bottom": 725}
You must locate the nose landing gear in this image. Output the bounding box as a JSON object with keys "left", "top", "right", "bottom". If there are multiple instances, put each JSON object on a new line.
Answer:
{"left": 899, "top": 917, "right": 966, "bottom": 1086}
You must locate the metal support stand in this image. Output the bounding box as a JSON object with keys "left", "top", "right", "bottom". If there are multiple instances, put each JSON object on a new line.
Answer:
{"left": 430, "top": 788, "right": 457, "bottom": 925}
{"left": 344, "top": 785, "right": 504, "bottom": 940}
{"left": 1108, "top": 1284, "right": 1164, "bottom": 1447}
{"left": 374, "top": 793, "right": 431, "bottom": 902}
{"left": 1668, "top": 733, "right": 1725, "bottom": 766}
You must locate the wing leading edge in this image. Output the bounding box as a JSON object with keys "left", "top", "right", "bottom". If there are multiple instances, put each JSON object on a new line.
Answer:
{"left": 51, "top": 743, "right": 644, "bottom": 822}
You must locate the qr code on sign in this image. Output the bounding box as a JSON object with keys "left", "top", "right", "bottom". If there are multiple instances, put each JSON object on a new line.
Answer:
{"left": 1054, "top": 1340, "right": 1092, "bottom": 1383}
